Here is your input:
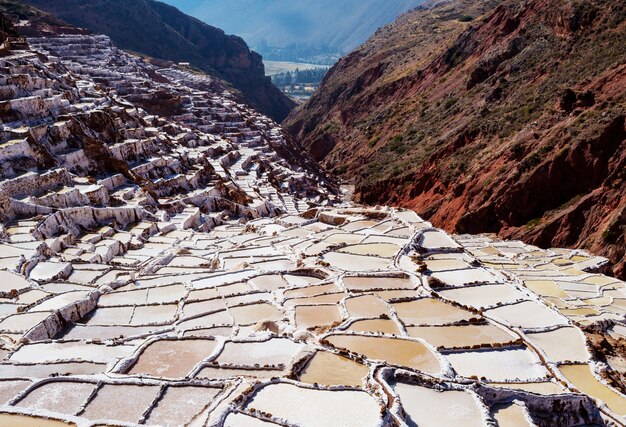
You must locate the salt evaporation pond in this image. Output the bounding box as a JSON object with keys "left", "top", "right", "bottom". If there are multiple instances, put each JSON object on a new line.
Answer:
{"left": 348, "top": 318, "right": 402, "bottom": 335}
{"left": 343, "top": 275, "right": 414, "bottom": 291}
{"left": 128, "top": 339, "right": 217, "bottom": 378}
{"left": 295, "top": 304, "right": 342, "bottom": 329}
{"left": 559, "top": 364, "right": 626, "bottom": 416}
{"left": 0, "top": 196, "right": 621, "bottom": 425}
{"left": 299, "top": 351, "right": 369, "bottom": 386}
{"left": 407, "top": 324, "right": 517, "bottom": 348}
{"left": 392, "top": 298, "right": 471, "bottom": 325}
{"left": 326, "top": 334, "right": 441, "bottom": 373}
{"left": 491, "top": 402, "right": 533, "bottom": 427}
{"left": 525, "top": 327, "right": 589, "bottom": 362}
{"left": 321, "top": 252, "right": 390, "bottom": 271}
{"left": 245, "top": 383, "right": 382, "bottom": 426}
{"left": 445, "top": 348, "right": 548, "bottom": 381}
{"left": 393, "top": 382, "right": 485, "bottom": 427}
{"left": 485, "top": 301, "right": 568, "bottom": 329}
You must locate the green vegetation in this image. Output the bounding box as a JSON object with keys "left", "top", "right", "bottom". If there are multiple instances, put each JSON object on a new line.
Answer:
{"left": 526, "top": 217, "right": 542, "bottom": 228}
{"left": 444, "top": 97, "right": 458, "bottom": 109}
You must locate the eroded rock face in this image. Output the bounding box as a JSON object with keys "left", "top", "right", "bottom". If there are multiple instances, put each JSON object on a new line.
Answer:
{"left": 284, "top": 0, "right": 626, "bottom": 279}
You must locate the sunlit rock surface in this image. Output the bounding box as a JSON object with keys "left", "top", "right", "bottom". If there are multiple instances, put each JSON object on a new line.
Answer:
{"left": 0, "top": 23, "right": 625, "bottom": 427}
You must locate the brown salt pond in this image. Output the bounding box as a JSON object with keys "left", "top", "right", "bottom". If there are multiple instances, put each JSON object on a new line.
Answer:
{"left": 0, "top": 413, "right": 75, "bottom": 427}
{"left": 392, "top": 298, "right": 471, "bottom": 325}
{"left": 128, "top": 338, "right": 217, "bottom": 378}
{"left": 406, "top": 324, "right": 517, "bottom": 348}
{"left": 325, "top": 334, "right": 441, "bottom": 373}
{"left": 523, "top": 280, "right": 568, "bottom": 298}
{"left": 81, "top": 384, "right": 160, "bottom": 423}
{"left": 245, "top": 383, "right": 382, "bottom": 426}
{"left": 393, "top": 382, "right": 485, "bottom": 427}
{"left": 559, "top": 364, "right": 626, "bottom": 416}
{"left": 343, "top": 275, "right": 414, "bottom": 292}
{"left": 491, "top": 402, "right": 533, "bottom": 426}
{"left": 228, "top": 303, "right": 283, "bottom": 325}
{"left": 347, "top": 319, "right": 402, "bottom": 335}
{"left": 344, "top": 295, "right": 390, "bottom": 318}
{"left": 295, "top": 304, "right": 342, "bottom": 329}
{"left": 144, "top": 385, "right": 221, "bottom": 426}
{"left": 299, "top": 351, "right": 369, "bottom": 387}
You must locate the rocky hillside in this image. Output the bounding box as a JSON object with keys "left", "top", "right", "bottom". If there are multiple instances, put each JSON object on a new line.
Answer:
{"left": 285, "top": 0, "right": 626, "bottom": 278}
{"left": 21, "top": 0, "right": 295, "bottom": 121}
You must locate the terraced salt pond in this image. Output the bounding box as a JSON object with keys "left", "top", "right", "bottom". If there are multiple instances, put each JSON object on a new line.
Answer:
{"left": 392, "top": 298, "right": 472, "bottom": 325}
{"left": 342, "top": 275, "right": 414, "bottom": 291}
{"left": 492, "top": 403, "right": 533, "bottom": 427}
{"left": 348, "top": 318, "right": 402, "bottom": 334}
{"left": 393, "top": 382, "right": 485, "bottom": 427}
{"left": 321, "top": 252, "right": 391, "bottom": 271}
{"left": 325, "top": 334, "right": 441, "bottom": 373}
{"left": 406, "top": 323, "right": 517, "bottom": 348}
{"left": 559, "top": 364, "right": 626, "bottom": 416}
{"left": 0, "top": 207, "right": 622, "bottom": 425}
{"left": 127, "top": 339, "right": 217, "bottom": 378}
{"left": 299, "top": 351, "right": 369, "bottom": 386}
{"left": 295, "top": 304, "right": 343, "bottom": 329}
{"left": 445, "top": 347, "right": 548, "bottom": 381}
{"left": 245, "top": 383, "right": 382, "bottom": 426}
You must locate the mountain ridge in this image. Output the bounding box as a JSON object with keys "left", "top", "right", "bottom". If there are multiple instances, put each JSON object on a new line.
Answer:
{"left": 160, "top": 0, "right": 425, "bottom": 63}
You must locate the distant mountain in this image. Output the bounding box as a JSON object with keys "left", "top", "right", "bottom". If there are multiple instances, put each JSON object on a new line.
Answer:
{"left": 159, "top": 0, "right": 425, "bottom": 64}
{"left": 285, "top": 0, "right": 626, "bottom": 278}
{"left": 22, "top": 0, "right": 295, "bottom": 121}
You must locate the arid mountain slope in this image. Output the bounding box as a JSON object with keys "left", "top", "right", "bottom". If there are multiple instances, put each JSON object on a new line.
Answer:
{"left": 21, "top": 0, "right": 295, "bottom": 121}
{"left": 285, "top": 0, "right": 626, "bottom": 278}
